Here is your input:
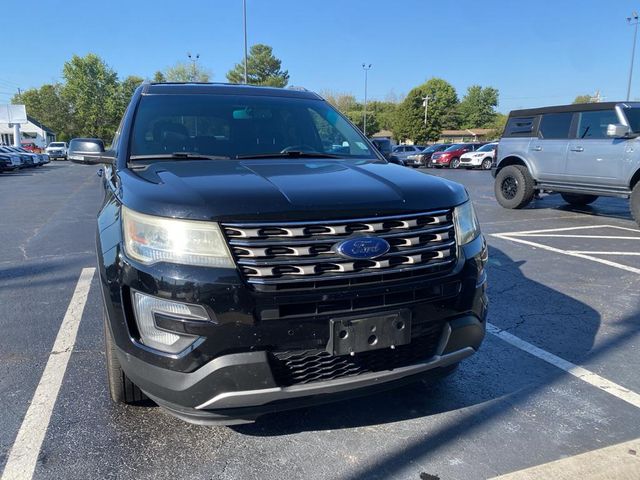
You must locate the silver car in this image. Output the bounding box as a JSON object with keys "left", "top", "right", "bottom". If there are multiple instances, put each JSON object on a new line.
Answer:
{"left": 493, "top": 102, "right": 640, "bottom": 225}
{"left": 392, "top": 144, "right": 424, "bottom": 166}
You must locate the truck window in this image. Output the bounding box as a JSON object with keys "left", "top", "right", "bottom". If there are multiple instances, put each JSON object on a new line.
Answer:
{"left": 504, "top": 116, "right": 537, "bottom": 137}
{"left": 538, "top": 112, "right": 573, "bottom": 139}
{"left": 576, "top": 110, "right": 619, "bottom": 139}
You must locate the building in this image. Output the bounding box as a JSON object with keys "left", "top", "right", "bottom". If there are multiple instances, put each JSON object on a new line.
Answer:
{"left": 0, "top": 116, "right": 56, "bottom": 147}
{"left": 438, "top": 128, "right": 494, "bottom": 143}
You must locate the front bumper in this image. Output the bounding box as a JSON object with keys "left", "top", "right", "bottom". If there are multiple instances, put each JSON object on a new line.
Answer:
{"left": 116, "top": 315, "right": 483, "bottom": 424}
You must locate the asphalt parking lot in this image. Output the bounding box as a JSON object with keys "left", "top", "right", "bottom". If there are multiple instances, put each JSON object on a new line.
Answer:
{"left": 1, "top": 162, "right": 639, "bottom": 480}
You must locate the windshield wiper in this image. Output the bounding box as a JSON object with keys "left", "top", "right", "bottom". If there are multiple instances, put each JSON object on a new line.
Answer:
{"left": 129, "top": 152, "right": 231, "bottom": 161}
{"left": 236, "top": 151, "right": 342, "bottom": 159}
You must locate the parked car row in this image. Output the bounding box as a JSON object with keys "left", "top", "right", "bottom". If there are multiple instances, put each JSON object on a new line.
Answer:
{"left": 0, "top": 145, "right": 50, "bottom": 172}
{"left": 372, "top": 141, "right": 499, "bottom": 170}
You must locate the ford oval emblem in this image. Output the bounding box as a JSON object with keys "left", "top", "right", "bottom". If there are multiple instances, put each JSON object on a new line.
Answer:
{"left": 335, "top": 236, "right": 390, "bottom": 260}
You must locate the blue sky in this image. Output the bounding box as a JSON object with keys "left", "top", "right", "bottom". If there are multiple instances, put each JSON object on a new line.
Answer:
{"left": 0, "top": 0, "right": 637, "bottom": 113}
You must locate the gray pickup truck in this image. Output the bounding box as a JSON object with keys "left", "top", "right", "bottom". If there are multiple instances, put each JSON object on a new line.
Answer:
{"left": 493, "top": 102, "right": 640, "bottom": 225}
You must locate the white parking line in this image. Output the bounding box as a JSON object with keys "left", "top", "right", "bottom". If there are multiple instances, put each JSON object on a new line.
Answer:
{"left": 494, "top": 224, "right": 640, "bottom": 235}
{"left": 487, "top": 323, "right": 640, "bottom": 409}
{"left": 1, "top": 268, "right": 95, "bottom": 480}
{"left": 492, "top": 233, "right": 640, "bottom": 275}
{"left": 508, "top": 234, "right": 640, "bottom": 240}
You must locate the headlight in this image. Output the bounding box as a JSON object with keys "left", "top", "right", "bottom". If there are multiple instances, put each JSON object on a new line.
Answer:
{"left": 454, "top": 200, "right": 481, "bottom": 245}
{"left": 122, "top": 206, "right": 235, "bottom": 268}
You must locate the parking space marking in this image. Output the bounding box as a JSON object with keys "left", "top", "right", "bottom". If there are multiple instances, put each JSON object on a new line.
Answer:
{"left": 492, "top": 224, "right": 640, "bottom": 276}
{"left": 1, "top": 268, "right": 95, "bottom": 480}
{"left": 487, "top": 323, "right": 640, "bottom": 409}
{"left": 490, "top": 437, "right": 640, "bottom": 479}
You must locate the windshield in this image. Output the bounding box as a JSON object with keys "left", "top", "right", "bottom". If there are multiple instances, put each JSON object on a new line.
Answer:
{"left": 477, "top": 143, "right": 496, "bottom": 152}
{"left": 49, "top": 142, "right": 65, "bottom": 147}
{"left": 130, "top": 94, "right": 376, "bottom": 160}
{"left": 623, "top": 107, "right": 640, "bottom": 133}
{"left": 422, "top": 145, "right": 440, "bottom": 153}
{"left": 444, "top": 143, "right": 465, "bottom": 152}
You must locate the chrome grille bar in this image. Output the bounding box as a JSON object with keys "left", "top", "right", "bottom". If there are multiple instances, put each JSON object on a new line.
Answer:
{"left": 222, "top": 210, "right": 457, "bottom": 288}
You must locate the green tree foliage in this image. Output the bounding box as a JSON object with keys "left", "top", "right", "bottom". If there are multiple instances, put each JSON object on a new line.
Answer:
{"left": 119, "top": 75, "right": 144, "bottom": 113}
{"left": 153, "top": 71, "right": 166, "bottom": 83}
{"left": 394, "top": 78, "right": 459, "bottom": 143}
{"left": 573, "top": 94, "right": 595, "bottom": 104}
{"left": 164, "top": 61, "right": 211, "bottom": 82}
{"left": 61, "top": 54, "right": 122, "bottom": 139}
{"left": 320, "top": 91, "right": 397, "bottom": 136}
{"left": 457, "top": 85, "right": 499, "bottom": 129}
{"left": 484, "top": 112, "right": 508, "bottom": 140}
{"left": 345, "top": 110, "right": 380, "bottom": 136}
{"left": 12, "top": 84, "right": 74, "bottom": 141}
{"left": 227, "top": 44, "right": 289, "bottom": 87}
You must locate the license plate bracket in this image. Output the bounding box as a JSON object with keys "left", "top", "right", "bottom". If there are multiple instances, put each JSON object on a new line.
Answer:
{"left": 328, "top": 310, "right": 412, "bottom": 356}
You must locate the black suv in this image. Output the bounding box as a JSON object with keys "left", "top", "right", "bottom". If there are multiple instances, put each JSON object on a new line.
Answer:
{"left": 79, "top": 83, "right": 488, "bottom": 424}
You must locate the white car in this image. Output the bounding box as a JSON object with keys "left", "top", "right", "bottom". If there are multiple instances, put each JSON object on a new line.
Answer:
{"left": 45, "top": 142, "right": 68, "bottom": 160}
{"left": 459, "top": 142, "right": 497, "bottom": 170}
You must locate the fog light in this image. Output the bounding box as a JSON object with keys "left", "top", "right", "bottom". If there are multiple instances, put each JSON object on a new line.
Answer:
{"left": 132, "top": 291, "right": 209, "bottom": 354}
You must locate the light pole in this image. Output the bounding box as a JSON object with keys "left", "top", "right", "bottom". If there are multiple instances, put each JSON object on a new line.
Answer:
{"left": 243, "top": 0, "right": 248, "bottom": 84}
{"left": 627, "top": 11, "right": 639, "bottom": 101}
{"left": 187, "top": 52, "right": 200, "bottom": 82}
{"left": 422, "top": 95, "right": 432, "bottom": 126}
{"left": 362, "top": 63, "right": 372, "bottom": 136}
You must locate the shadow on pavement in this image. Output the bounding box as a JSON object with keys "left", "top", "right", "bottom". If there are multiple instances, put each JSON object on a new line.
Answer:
{"left": 233, "top": 246, "right": 607, "bottom": 440}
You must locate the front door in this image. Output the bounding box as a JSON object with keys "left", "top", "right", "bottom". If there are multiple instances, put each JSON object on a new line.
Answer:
{"left": 565, "top": 109, "right": 627, "bottom": 187}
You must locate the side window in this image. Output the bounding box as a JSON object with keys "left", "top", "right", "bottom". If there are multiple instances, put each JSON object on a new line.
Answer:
{"left": 539, "top": 112, "right": 573, "bottom": 139}
{"left": 504, "top": 116, "right": 537, "bottom": 137}
{"left": 576, "top": 110, "right": 619, "bottom": 139}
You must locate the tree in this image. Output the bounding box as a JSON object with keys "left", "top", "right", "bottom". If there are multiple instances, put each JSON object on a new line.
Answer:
{"left": 119, "top": 75, "right": 144, "bottom": 112}
{"left": 573, "top": 94, "right": 595, "bottom": 104}
{"left": 484, "top": 113, "right": 508, "bottom": 140}
{"left": 164, "top": 61, "right": 211, "bottom": 82}
{"left": 320, "top": 91, "right": 359, "bottom": 113}
{"left": 153, "top": 71, "right": 166, "bottom": 83}
{"left": 61, "top": 54, "right": 122, "bottom": 140}
{"left": 457, "top": 85, "right": 499, "bottom": 129}
{"left": 226, "top": 44, "right": 289, "bottom": 87}
{"left": 12, "top": 84, "right": 74, "bottom": 141}
{"left": 394, "top": 78, "right": 459, "bottom": 143}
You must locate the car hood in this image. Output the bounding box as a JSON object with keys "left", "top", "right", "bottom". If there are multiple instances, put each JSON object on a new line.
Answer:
{"left": 119, "top": 159, "right": 468, "bottom": 222}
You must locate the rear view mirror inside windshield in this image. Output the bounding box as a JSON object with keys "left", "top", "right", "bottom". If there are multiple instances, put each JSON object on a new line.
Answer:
{"left": 232, "top": 107, "right": 273, "bottom": 120}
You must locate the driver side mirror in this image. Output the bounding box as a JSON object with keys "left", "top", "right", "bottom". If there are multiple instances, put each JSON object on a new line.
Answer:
{"left": 68, "top": 139, "right": 114, "bottom": 165}
{"left": 607, "top": 124, "right": 631, "bottom": 138}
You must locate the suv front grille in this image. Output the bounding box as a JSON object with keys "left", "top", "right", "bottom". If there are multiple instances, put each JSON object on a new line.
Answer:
{"left": 269, "top": 323, "right": 444, "bottom": 386}
{"left": 222, "top": 210, "right": 457, "bottom": 291}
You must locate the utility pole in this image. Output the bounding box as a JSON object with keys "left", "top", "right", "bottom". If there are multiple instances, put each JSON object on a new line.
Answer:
{"left": 422, "top": 95, "right": 432, "bottom": 126}
{"left": 187, "top": 52, "right": 200, "bottom": 82}
{"left": 627, "top": 11, "right": 639, "bottom": 101}
{"left": 243, "top": 0, "right": 249, "bottom": 84}
{"left": 362, "top": 63, "right": 372, "bottom": 136}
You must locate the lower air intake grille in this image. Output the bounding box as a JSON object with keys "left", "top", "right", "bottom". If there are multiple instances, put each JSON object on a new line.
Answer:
{"left": 269, "top": 324, "right": 444, "bottom": 386}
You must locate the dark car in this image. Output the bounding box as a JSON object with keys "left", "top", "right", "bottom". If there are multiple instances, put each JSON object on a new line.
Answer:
{"left": 408, "top": 143, "right": 452, "bottom": 168}
{"left": 431, "top": 143, "right": 486, "bottom": 169}
{"left": 67, "top": 138, "right": 105, "bottom": 163}
{"left": 0, "top": 146, "right": 35, "bottom": 167}
{"left": 74, "top": 82, "right": 488, "bottom": 425}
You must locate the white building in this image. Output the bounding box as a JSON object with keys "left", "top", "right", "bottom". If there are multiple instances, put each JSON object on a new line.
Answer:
{"left": 0, "top": 116, "right": 56, "bottom": 147}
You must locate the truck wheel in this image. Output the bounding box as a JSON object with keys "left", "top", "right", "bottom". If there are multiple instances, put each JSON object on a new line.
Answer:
{"left": 481, "top": 158, "right": 492, "bottom": 170}
{"left": 560, "top": 193, "right": 598, "bottom": 206}
{"left": 104, "top": 311, "right": 147, "bottom": 404}
{"left": 631, "top": 183, "right": 640, "bottom": 226}
{"left": 494, "top": 165, "right": 535, "bottom": 209}
{"left": 450, "top": 157, "right": 460, "bottom": 169}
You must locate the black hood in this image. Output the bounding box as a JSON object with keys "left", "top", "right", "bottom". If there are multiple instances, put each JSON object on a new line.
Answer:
{"left": 120, "top": 159, "right": 468, "bottom": 222}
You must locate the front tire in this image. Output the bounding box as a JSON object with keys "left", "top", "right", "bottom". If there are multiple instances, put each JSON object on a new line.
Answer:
{"left": 632, "top": 183, "right": 640, "bottom": 226}
{"left": 561, "top": 193, "right": 598, "bottom": 206}
{"left": 449, "top": 157, "right": 460, "bottom": 169}
{"left": 104, "top": 311, "right": 147, "bottom": 404}
{"left": 494, "top": 165, "right": 535, "bottom": 209}
{"left": 481, "top": 158, "right": 493, "bottom": 170}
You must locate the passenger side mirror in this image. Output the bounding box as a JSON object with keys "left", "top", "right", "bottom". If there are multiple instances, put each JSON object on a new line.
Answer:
{"left": 82, "top": 152, "right": 115, "bottom": 165}
{"left": 607, "top": 124, "right": 631, "bottom": 138}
